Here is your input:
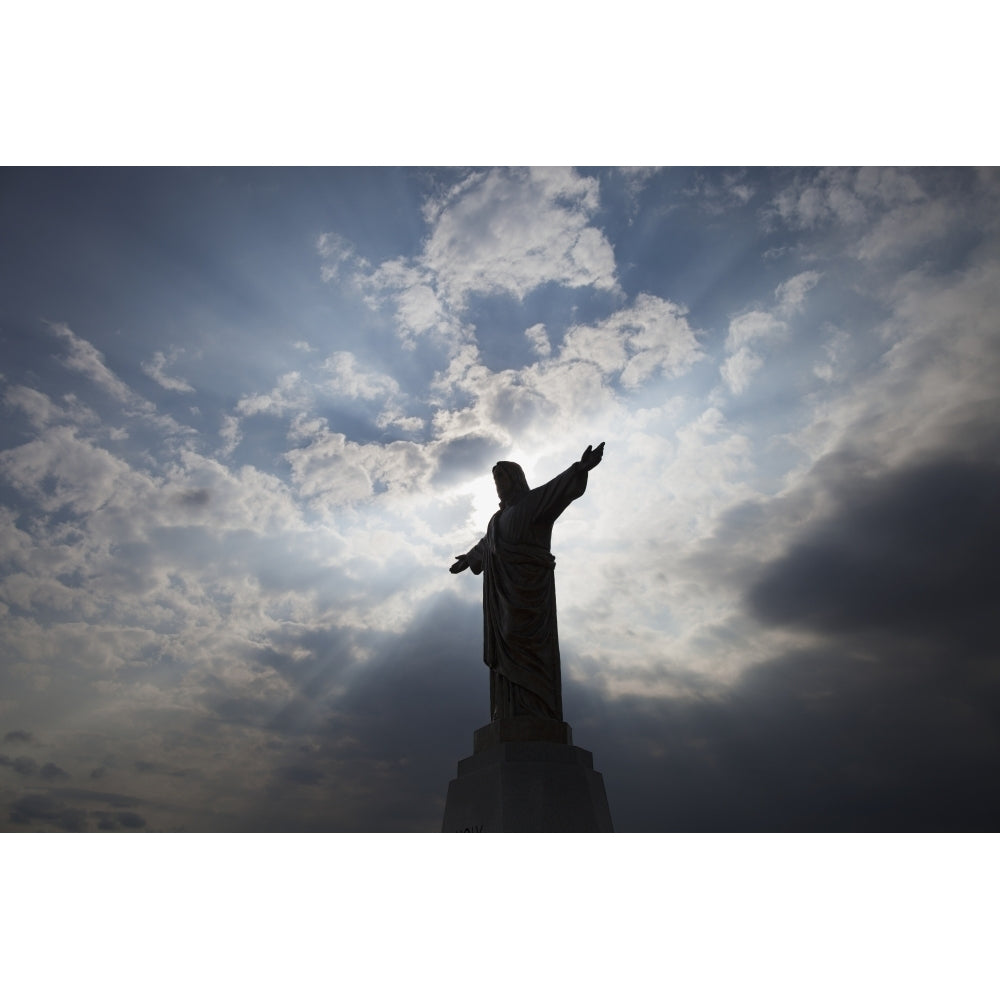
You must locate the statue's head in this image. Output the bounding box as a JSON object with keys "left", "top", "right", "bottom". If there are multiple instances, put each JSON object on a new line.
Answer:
{"left": 492, "top": 461, "right": 529, "bottom": 508}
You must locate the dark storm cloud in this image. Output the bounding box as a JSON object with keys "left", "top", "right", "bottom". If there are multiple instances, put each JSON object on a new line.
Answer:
{"left": 1, "top": 755, "right": 38, "bottom": 776}
{"left": 3, "top": 785, "right": 149, "bottom": 831}
{"left": 9, "top": 794, "right": 89, "bottom": 832}
{"left": 133, "top": 760, "right": 194, "bottom": 779}
{"left": 3, "top": 730, "right": 33, "bottom": 744}
{"left": 115, "top": 810, "right": 148, "bottom": 829}
{"left": 57, "top": 788, "right": 143, "bottom": 808}
{"left": 578, "top": 636, "right": 1000, "bottom": 831}
{"left": 274, "top": 763, "right": 326, "bottom": 786}
{"left": 431, "top": 435, "right": 503, "bottom": 487}
{"left": 747, "top": 454, "right": 1000, "bottom": 649}
{"left": 40, "top": 762, "right": 71, "bottom": 781}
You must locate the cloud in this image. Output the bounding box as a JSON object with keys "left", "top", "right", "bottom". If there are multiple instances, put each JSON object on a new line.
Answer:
{"left": 4, "top": 787, "right": 151, "bottom": 832}
{"left": 284, "top": 426, "right": 433, "bottom": 505}
{"left": 767, "top": 167, "right": 917, "bottom": 230}
{"left": 8, "top": 793, "right": 88, "bottom": 831}
{"left": 40, "top": 761, "right": 71, "bottom": 780}
{"left": 325, "top": 168, "right": 621, "bottom": 355}
{"left": 43, "top": 323, "right": 194, "bottom": 442}
{"left": 0, "top": 424, "right": 138, "bottom": 515}
{"left": 618, "top": 166, "right": 662, "bottom": 195}
{"left": 316, "top": 232, "right": 366, "bottom": 283}
{"left": 561, "top": 293, "right": 703, "bottom": 390}
{"left": 133, "top": 759, "right": 194, "bottom": 778}
{"left": 766, "top": 168, "right": 1000, "bottom": 273}
{"left": 684, "top": 168, "right": 756, "bottom": 214}
{"left": 719, "top": 270, "right": 821, "bottom": 395}
{"left": 219, "top": 413, "right": 241, "bottom": 455}
{"left": 524, "top": 322, "right": 551, "bottom": 358}
{"left": 141, "top": 350, "right": 195, "bottom": 393}
{"left": 1, "top": 754, "right": 38, "bottom": 776}
{"left": 231, "top": 351, "right": 415, "bottom": 453}
{"left": 321, "top": 351, "right": 400, "bottom": 401}
{"left": 784, "top": 241, "right": 1000, "bottom": 475}
{"left": 5, "top": 386, "right": 68, "bottom": 429}
{"left": 236, "top": 371, "right": 308, "bottom": 418}
{"left": 422, "top": 167, "right": 618, "bottom": 305}
{"left": 775, "top": 270, "right": 821, "bottom": 315}
{"left": 51, "top": 322, "right": 134, "bottom": 403}
{"left": 585, "top": 638, "right": 1000, "bottom": 832}
{"left": 720, "top": 347, "right": 764, "bottom": 395}
{"left": 747, "top": 455, "right": 1000, "bottom": 649}
{"left": 431, "top": 434, "right": 503, "bottom": 487}
{"left": 95, "top": 809, "right": 147, "bottom": 830}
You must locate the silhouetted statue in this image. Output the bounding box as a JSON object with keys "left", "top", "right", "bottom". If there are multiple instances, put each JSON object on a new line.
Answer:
{"left": 450, "top": 443, "right": 605, "bottom": 722}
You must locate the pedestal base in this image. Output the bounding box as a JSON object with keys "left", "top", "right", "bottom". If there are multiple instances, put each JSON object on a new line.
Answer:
{"left": 441, "top": 738, "right": 614, "bottom": 833}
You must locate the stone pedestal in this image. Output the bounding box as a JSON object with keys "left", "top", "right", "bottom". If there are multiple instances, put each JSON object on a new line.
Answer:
{"left": 441, "top": 723, "right": 614, "bottom": 832}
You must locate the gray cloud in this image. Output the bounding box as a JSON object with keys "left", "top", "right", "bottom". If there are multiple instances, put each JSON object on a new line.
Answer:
{"left": 5, "top": 786, "right": 150, "bottom": 832}
{"left": 58, "top": 788, "right": 143, "bottom": 808}
{"left": 747, "top": 455, "right": 1000, "bottom": 650}
{"left": 578, "top": 637, "right": 1000, "bottom": 831}
{"left": 431, "top": 434, "right": 504, "bottom": 488}
{"left": 40, "top": 762, "right": 71, "bottom": 781}
{"left": 3, "top": 756, "right": 38, "bottom": 776}
{"left": 133, "top": 760, "right": 195, "bottom": 779}
{"left": 8, "top": 794, "right": 89, "bottom": 832}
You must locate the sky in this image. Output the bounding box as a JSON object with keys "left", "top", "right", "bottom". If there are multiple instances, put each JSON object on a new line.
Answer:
{"left": 2, "top": 165, "right": 999, "bottom": 833}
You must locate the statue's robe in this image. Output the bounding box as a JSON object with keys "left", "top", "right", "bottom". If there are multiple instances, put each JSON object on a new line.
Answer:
{"left": 463, "top": 461, "right": 590, "bottom": 721}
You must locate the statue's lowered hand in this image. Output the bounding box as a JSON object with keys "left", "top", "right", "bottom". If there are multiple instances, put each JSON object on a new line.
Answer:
{"left": 580, "top": 441, "right": 605, "bottom": 471}
{"left": 450, "top": 554, "right": 470, "bottom": 574}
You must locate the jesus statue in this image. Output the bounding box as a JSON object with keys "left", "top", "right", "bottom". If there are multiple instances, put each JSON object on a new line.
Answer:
{"left": 449, "top": 442, "right": 605, "bottom": 723}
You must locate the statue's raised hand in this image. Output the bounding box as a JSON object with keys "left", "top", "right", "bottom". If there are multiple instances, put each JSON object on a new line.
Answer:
{"left": 580, "top": 441, "right": 605, "bottom": 471}
{"left": 450, "top": 554, "right": 470, "bottom": 574}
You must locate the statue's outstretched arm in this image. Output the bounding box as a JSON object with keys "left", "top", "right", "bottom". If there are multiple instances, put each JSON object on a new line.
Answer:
{"left": 580, "top": 441, "right": 605, "bottom": 471}
{"left": 451, "top": 539, "right": 485, "bottom": 575}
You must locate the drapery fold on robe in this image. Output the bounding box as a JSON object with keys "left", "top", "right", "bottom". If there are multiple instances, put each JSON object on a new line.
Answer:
{"left": 464, "top": 460, "right": 589, "bottom": 721}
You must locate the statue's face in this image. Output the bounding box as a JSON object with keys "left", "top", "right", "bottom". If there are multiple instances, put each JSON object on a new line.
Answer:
{"left": 492, "top": 464, "right": 513, "bottom": 502}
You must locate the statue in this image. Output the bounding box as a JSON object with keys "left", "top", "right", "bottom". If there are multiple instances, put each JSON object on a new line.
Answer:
{"left": 450, "top": 443, "right": 605, "bottom": 722}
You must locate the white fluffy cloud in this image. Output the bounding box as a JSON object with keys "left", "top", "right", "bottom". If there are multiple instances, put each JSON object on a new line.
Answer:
{"left": 561, "top": 294, "right": 703, "bottom": 389}
{"left": 322, "top": 168, "right": 620, "bottom": 355}
{"left": 422, "top": 167, "right": 617, "bottom": 304}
